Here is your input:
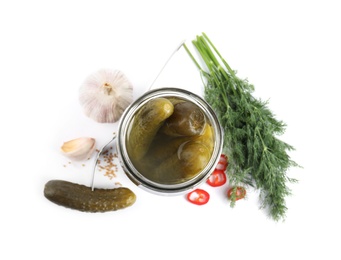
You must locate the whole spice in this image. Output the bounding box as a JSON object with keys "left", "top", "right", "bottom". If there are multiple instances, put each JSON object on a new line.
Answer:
{"left": 79, "top": 69, "right": 133, "bottom": 123}
{"left": 184, "top": 33, "right": 299, "bottom": 221}
{"left": 61, "top": 137, "right": 96, "bottom": 161}
{"left": 99, "top": 149, "right": 119, "bottom": 180}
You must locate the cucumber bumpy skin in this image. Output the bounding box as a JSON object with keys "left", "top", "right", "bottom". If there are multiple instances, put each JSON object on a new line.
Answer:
{"left": 127, "top": 97, "right": 174, "bottom": 161}
{"left": 44, "top": 180, "right": 136, "bottom": 212}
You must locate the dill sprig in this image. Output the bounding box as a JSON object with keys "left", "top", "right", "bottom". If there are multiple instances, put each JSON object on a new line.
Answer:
{"left": 184, "top": 33, "right": 299, "bottom": 221}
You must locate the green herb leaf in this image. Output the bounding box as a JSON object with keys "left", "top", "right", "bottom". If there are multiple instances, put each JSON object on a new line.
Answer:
{"left": 184, "top": 33, "right": 300, "bottom": 221}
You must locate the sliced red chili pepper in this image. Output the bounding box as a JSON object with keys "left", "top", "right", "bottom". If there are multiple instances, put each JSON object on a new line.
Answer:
{"left": 187, "top": 189, "right": 210, "bottom": 205}
{"left": 227, "top": 186, "right": 246, "bottom": 201}
{"left": 206, "top": 169, "right": 227, "bottom": 187}
{"left": 215, "top": 154, "right": 228, "bottom": 171}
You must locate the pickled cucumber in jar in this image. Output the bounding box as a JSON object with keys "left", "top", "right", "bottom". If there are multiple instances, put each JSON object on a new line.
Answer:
{"left": 127, "top": 98, "right": 174, "bottom": 161}
{"left": 126, "top": 96, "right": 214, "bottom": 185}
{"left": 161, "top": 101, "right": 206, "bottom": 137}
{"left": 146, "top": 140, "right": 211, "bottom": 184}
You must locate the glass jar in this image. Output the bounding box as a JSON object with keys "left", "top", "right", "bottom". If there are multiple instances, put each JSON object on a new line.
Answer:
{"left": 116, "top": 88, "right": 223, "bottom": 195}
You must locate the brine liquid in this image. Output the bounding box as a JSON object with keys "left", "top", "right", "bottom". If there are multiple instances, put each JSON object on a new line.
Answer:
{"left": 127, "top": 97, "right": 214, "bottom": 185}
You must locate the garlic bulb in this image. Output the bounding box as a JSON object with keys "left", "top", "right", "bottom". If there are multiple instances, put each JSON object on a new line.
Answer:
{"left": 79, "top": 69, "right": 133, "bottom": 123}
{"left": 61, "top": 137, "right": 96, "bottom": 161}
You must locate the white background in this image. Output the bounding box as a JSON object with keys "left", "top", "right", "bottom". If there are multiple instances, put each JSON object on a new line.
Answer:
{"left": 1, "top": 0, "right": 340, "bottom": 259}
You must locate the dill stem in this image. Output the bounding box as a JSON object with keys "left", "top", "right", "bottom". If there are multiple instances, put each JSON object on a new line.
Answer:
{"left": 256, "top": 127, "right": 267, "bottom": 151}
{"left": 192, "top": 38, "right": 238, "bottom": 105}
{"left": 196, "top": 36, "right": 231, "bottom": 82}
{"left": 202, "top": 33, "right": 235, "bottom": 77}
{"left": 183, "top": 43, "right": 202, "bottom": 71}
{"left": 185, "top": 40, "right": 232, "bottom": 109}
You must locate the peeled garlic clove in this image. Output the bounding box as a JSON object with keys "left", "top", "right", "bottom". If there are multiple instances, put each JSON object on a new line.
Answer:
{"left": 61, "top": 137, "right": 96, "bottom": 161}
{"left": 79, "top": 69, "right": 133, "bottom": 123}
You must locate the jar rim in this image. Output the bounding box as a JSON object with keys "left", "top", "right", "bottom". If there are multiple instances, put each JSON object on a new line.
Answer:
{"left": 116, "top": 88, "right": 223, "bottom": 195}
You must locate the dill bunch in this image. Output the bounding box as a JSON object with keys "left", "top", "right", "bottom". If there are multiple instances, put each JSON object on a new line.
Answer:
{"left": 184, "top": 33, "right": 299, "bottom": 221}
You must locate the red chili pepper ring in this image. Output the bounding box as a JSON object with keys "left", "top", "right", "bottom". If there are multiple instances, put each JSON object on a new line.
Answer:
{"left": 206, "top": 169, "right": 227, "bottom": 187}
{"left": 227, "top": 186, "right": 246, "bottom": 201}
{"left": 187, "top": 189, "right": 210, "bottom": 205}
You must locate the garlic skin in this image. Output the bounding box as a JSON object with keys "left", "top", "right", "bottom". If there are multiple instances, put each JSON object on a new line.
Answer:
{"left": 61, "top": 137, "right": 96, "bottom": 161}
{"left": 79, "top": 69, "right": 133, "bottom": 123}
